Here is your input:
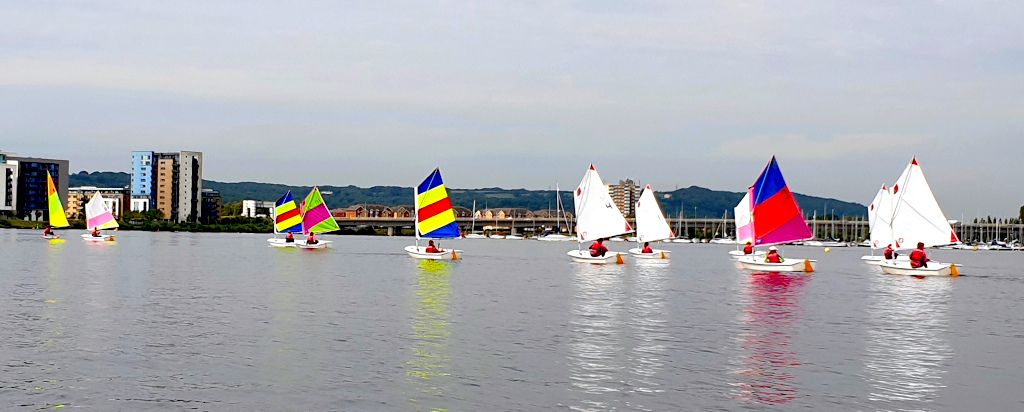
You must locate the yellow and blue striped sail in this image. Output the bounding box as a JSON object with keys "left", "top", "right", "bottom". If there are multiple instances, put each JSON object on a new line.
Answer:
{"left": 274, "top": 191, "right": 303, "bottom": 233}
{"left": 416, "top": 168, "right": 460, "bottom": 238}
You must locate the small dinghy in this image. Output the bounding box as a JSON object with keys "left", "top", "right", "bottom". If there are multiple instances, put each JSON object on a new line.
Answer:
{"left": 567, "top": 165, "right": 631, "bottom": 264}
{"left": 83, "top": 191, "right": 118, "bottom": 242}
{"left": 407, "top": 168, "right": 463, "bottom": 260}
{"left": 735, "top": 157, "right": 816, "bottom": 273}
{"left": 627, "top": 184, "right": 673, "bottom": 260}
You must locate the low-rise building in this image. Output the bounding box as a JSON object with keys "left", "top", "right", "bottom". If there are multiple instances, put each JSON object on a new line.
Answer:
{"left": 68, "top": 186, "right": 128, "bottom": 220}
{"left": 201, "top": 189, "right": 223, "bottom": 223}
{"left": 241, "top": 200, "right": 272, "bottom": 218}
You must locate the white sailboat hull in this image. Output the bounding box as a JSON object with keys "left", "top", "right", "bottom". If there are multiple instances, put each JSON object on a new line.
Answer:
{"left": 567, "top": 249, "right": 624, "bottom": 264}
{"left": 729, "top": 250, "right": 766, "bottom": 259}
{"left": 81, "top": 234, "right": 113, "bottom": 242}
{"left": 297, "top": 240, "right": 332, "bottom": 249}
{"left": 537, "top": 234, "right": 574, "bottom": 241}
{"left": 737, "top": 256, "right": 817, "bottom": 272}
{"left": 627, "top": 248, "right": 671, "bottom": 259}
{"left": 268, "top": 238, "right": 298, "bottom": 248}
{"left": 464, "top": 234, "right": 488, "bottom": 239}
{"left": 43, "top": 234, "right": 60, "bottom": 239}
{"left": 878, "top": 261, "right": 957, "bottom": 277}
{"left": 405, "top": 245, "right": 460, "bottom": 260}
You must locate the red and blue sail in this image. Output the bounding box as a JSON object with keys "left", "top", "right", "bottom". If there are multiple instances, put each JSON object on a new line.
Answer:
{"left": 416, "top": 168, "right": 461, "bottom": 239}
{"left": 274, "top": 191, "right": 303, "bottom": 233}
{"left": 751, "top": 157, "right": 813, "bottom": 246}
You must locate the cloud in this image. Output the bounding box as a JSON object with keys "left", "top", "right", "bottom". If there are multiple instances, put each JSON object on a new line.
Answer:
{"left": 718, "top": 134, "right": 934, "bottom": 159}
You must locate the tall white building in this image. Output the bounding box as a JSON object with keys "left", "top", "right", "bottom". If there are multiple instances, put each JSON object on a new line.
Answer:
{"left": 131, "top": 150, "right": 203, "bottom": 222}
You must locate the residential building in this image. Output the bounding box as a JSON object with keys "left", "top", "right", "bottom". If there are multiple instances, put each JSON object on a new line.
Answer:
{"left": 131, "top": 150, "right": 203, "bottom": 222}
{"left": 608, "top": 178, "right": 640, "bottom": 218}
{"left": 241, "top": 200, "right": 272, "bottom": 218}
{"left": 0, "top": 151, "right": 69, "bottom": 220}
{"left": 68, "top": 187, "right": 128, "bottom": 220}
{"left": 201, "top": 188, "right": 223, "bottom": 223}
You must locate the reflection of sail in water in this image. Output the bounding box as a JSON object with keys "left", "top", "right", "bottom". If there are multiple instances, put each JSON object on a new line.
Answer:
{"left": 568, "top": 264, "right": 626, "bottom": 411}
{"left": 864, "top": 276, "right": 953, "bottom": 410}
{"left": 730, "top": 272, "right": 809, "bottom": 405}
{"left": 627, "top": 260, "right": 670, "bottom": 395}
{"left": 407, "top": 260, "right": 453, "bottom": 409}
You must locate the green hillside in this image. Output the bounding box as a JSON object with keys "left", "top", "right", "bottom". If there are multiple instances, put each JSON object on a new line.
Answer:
{"left": 70, "top": 171, "right": 867, "bottom": 218}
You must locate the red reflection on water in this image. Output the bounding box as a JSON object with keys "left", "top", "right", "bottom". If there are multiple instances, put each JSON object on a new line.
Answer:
{"left": 733, "top": 272, "right": 809, "bottom": 405}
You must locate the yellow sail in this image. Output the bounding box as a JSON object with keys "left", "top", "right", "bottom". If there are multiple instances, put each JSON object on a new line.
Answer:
{"left": 46, "top": 172, "right": 69, "bottom": 228}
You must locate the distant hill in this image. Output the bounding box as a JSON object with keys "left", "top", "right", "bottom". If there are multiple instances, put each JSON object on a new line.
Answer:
{"left": 70, "top": 171, "right": 867, "bottom": 218}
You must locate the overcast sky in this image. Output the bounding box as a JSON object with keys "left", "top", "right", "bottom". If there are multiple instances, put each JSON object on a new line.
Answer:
{"left": 2, "top": 1, "right": 1022, "bottom": 218}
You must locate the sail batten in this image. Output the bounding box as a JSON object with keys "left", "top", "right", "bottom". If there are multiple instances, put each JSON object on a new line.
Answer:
{"left": 573, "top": 164, "right": 632, "bottom": 242}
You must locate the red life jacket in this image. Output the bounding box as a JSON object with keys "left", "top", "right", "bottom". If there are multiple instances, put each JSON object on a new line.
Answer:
{"left": 884, "top": 247, "right": 894, "bottom": 259}
{"left": 590, "top": 242, "right": 608, "bottom": 257}
{"left": 642, "top": 246, "right": 653, "bottom": 253}
{"left": 910, "top": 249, "right": 927, "bottom": 268}
{"left": 743, "top": 244, "right": 753, "bottom": 254}
{"left": 426, "top": 245, "right": 440, "bottom": 253}
{"left": 766, "top": 253, "right": 783, "bottom": 263}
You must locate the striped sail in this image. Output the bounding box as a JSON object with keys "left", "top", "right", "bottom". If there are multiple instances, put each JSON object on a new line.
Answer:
{"left": 415, "top": 168, "right": 460, "bottom": 239}
{"left": 85, "top": 192, "right": 119, "bottom": 230}
{"left": 302, "top": 186, "right": 340, "bottom": 234}
{"left": 274, "top": 191, "right": 303, "bottom": 233}
{"left": 46, "top": 172, "right": 69, "bottom": 228}
{"left": 750, "top": 157, "right": 812, "bottom": 246}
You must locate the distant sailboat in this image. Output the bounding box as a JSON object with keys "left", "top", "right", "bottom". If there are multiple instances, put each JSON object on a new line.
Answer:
{"left": 44, "top": 172, "right": 68, "bottom": 239}
{"left": 861, "top": 184, "right": 896, "bottom": 264}
{"left": 298, "top": 186, "right": 340, "bottom": 249}
{"left": 538, "top": 182, "right": 574, "bottom": 241}
{"left": 878, "top": 158, "right": 961, "bottom": 276}
{"left": 567, "top": 164, "right": 631, "bottom": 264}
{"left": 729, "top": 189, "right": 765, "bottom": 259}
{"left": 737, "top": 157, "right": 817, "bottom": 272}
{"left": 406, "top": 168, "right": 463, "bottom": 260}
{"left": 267, "top": 191, "right": 303, "bottom": 248}
{"left": 82, "top": 192, "right": 118, "bottom": 242}
{"left": 628, "top": 185, "right": 673, "bottom": 259}
{"left": 465, "top": 200, "right": 487, "bottom": 238}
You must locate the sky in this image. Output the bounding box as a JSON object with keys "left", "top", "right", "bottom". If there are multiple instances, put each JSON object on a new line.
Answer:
{"left": 1, "top": 0, "right": 1022, "bottom": 218}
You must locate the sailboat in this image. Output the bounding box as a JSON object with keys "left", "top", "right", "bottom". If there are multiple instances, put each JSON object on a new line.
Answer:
{"left": 44, "top": 172, "right": 69, "bottom": 239}
{"left": 538, "top": 182, "right": 574, "bottom": 241}
{"left": 737, "top": 157, "right": 817, "bottom": 272}
{"left": 627, "top": 185, "right": 673, "bottom": 259}
{"left": 464, "top": 200, "right": 487, "bottom": 238}
{"left": 567, "top": 165, "right": 632, "bottom": 264}
{"left": 878, "top": 158, "right": 961, "bottom": 276}
{"left": 297, "top": 186, "right": 340, "bottom": 249}
{"left": 861, "top": 184, "right": 899, "bottom": 264}
{"left": 729, "top": 189, "right": 765, "bottom": 259}
{"left": 82, "top": 191, "right": 118, "bottom": 242}
{"left": 709, "top": 211, "right": 736, "bottom": 244}
{"left": 406, "top": 168, "right": 463, "bottom": 260}
{"left": 267, "top": 191, "right": 303, "bottom": 248}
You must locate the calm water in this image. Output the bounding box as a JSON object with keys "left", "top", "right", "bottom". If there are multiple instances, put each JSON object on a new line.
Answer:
{"left": 1, "top": 229, "right": 1023, "bottom": 411}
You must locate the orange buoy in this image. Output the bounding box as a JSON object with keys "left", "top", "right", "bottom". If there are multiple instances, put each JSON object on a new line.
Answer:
{"left": 803, "top": 259, "right": 814, "bottom": 273}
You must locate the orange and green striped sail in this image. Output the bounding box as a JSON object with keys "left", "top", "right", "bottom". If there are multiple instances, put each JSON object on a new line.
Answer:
{"left": 46, "top": 172, "right": 69, "bottom": 228}
{"left": 415, "top": 168, "right": 460, "bottom": 238}
{"left": 302, "top": 186, "right": 340, "bottom": 234}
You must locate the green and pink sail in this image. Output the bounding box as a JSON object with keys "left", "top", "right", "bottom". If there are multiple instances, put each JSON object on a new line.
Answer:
{"left": 302, "top": 186, "right": 340, "bottom": 235}
{"left": 750, "top": 157, "right": 813, "bottom": 246}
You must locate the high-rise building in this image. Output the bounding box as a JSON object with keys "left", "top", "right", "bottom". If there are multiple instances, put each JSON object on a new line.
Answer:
{"left": 607, "top": 178, "right": 640, "bottom": 218}
{"left": 0, "top": 151, "right": 69, "bottom": 220}
{"left": 131, "top": 150, "right": 203, "bottom": 223}
{"left": 201, "top": 188, "right": 223, "bottom": 224}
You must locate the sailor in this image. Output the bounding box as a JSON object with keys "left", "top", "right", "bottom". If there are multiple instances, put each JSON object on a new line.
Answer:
{"left": 743, "top": 241, "right": 754, "bottom": 255}
{"left": 765, "top": 246, "right": 784, "bottom": 263}
{"left": 425, "top": 240, "right": 442, "bottom": 253}
{"left": 306, "top": 232, "right": 318, "bottom": 245}
{"left": 43, "top": 226, "right": 55, "bottom": 237}
{"left": 589, "top": 238, "right": 609, "bottom": 257}
{"left": 285, "top": 232, "right": 295, "bottom": 243}
{"left": 910, "top": 242, "right": 929, "bottom": 268}
{"left": 641, "top": 242, "right": 653, "bottom": 254}
{"left": 91, "top": 227, "right": 101, "bottom": 237}
{"left": 884, "top": 244, "right": 897, "bottom": 260}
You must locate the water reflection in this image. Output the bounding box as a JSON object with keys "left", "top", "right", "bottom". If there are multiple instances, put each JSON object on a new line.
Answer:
{"left": 864, "top": 275, "right": 953, "bottom": 411}
{"left": 568, "top": 263, "right": 627, "bottom": 411}
{"left": 627, "top": 260, "right": 670, "bottom": 396}
{"left": 730, "top": 272, "right": 809, "bottom": 404}
{"left": 407, "top": 260, "right": 453, "bottom": 410}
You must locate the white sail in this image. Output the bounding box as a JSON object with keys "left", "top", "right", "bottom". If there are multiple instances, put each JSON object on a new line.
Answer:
{"left": 889, "top": 158, "right": 958, "bottom": 249}
{"left": 734, "top": 189, "right": 754, "bottom": 245}
{"left": 85, "top": 191, "right": 119, "bottom": 230}
{"left": 573, "top": 164, "right": 631, "bottom": 242}
{"left": 868, "top": 184, "right": 894, "bottom": 249}
{"left": 634, "top": 185, "right": 674, "bottom": 243}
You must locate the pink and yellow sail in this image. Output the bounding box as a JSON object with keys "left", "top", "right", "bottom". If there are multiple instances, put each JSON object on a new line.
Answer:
{"left": 302, "top": 186, "right": 340, "bottom": 234}
{"left": 46, "top": 172, "right": 69, "bottom": 228}
{"left": 85, "top": 192, "right": 119, "bottom": 230}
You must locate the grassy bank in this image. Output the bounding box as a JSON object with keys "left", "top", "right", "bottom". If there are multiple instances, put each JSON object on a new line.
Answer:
{"left": 1, "top": 219, "right": 390, "bottom": 236}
